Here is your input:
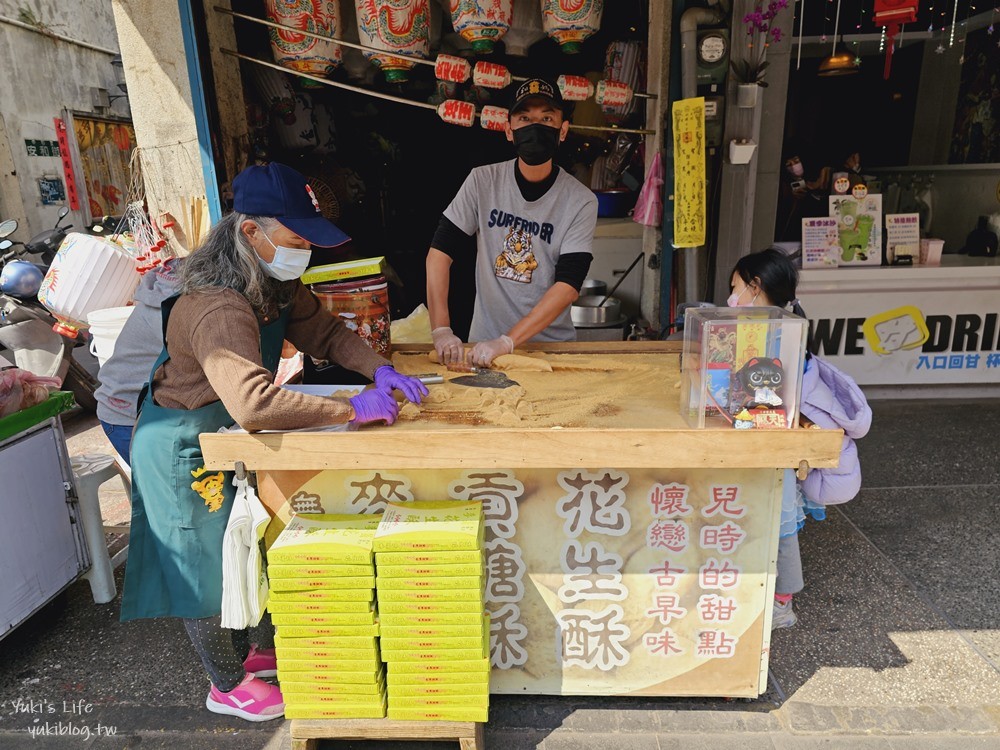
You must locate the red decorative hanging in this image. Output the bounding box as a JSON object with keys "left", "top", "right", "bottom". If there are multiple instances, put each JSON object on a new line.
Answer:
{"left": 874, "top": 0, "right": 919, "bottom": 79}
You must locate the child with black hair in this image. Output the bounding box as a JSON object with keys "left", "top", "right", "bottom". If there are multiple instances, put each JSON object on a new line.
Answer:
{"left": 729, "top": 249, "right": 872, "bottom": 628}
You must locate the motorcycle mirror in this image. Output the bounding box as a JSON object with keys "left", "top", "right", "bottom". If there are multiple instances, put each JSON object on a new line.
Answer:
{"left": 0, "top": 219, "right": 17, "bottom": 238}
{"left": 0, "top": 239, "right": 11, "bottom": 250}
{"left": 58, "top": 206, "right": 70, "bottom": 219}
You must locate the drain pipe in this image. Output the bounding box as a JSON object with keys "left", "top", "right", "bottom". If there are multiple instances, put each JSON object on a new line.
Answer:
{"left": 678, "top": 1, "right": 727, "bottom": 303}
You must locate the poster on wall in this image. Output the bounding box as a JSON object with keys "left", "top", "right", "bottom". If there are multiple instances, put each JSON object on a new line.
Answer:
{"left": 672, "top": 97, "right": 706, "bottom": 248}
{"left": 828, "top": 194, "right": 882, "bottom": 266}
{"left": 949, "top": 27, "right": 999, "bottom": 165}
{"left": 801, "top": 217, "right": 840, "bottom": 269}
{"left": 258, "top": 466, "right": 781, "bottom": 697}
{"left": 71, "top": 116, "right": 135, "bottom": 220}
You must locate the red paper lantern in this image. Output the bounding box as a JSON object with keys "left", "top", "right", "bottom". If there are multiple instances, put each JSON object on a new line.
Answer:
{"left": 874, "top": 0, "right": 918, "bottom": 79}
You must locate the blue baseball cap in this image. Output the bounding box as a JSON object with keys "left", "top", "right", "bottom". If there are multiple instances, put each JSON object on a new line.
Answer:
{"left": 232, "top": 162, "right": 349, "bottom": 247}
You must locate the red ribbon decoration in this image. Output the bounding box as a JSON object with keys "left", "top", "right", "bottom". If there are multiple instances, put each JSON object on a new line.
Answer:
{"left": 874, "top": 0, "right": 919, "bottom": 79}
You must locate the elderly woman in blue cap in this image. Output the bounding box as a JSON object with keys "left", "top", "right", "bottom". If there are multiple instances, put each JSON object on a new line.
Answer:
{"left": 120, "top": 163, "right": 426, "bottom": 721}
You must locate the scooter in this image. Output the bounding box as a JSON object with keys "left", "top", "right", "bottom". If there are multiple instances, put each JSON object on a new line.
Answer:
{"left": 0, "top": 209, "right": 99, "bottom": 412}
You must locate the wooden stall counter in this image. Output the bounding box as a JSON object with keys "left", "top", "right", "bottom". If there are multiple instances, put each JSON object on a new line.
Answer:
{"left": 202, "top": 343, "right": 841, "bottom": 700}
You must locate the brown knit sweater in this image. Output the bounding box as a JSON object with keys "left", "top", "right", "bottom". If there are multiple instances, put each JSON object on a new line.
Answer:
{"left": 151, "top": 283, "right": 390, "bottom": 431}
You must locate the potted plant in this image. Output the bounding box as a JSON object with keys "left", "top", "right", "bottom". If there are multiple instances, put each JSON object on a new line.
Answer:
{"left": 732, "top": 0, "right": 788, "bottom": 108}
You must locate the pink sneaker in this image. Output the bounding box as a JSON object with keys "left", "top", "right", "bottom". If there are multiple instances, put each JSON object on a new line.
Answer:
{"left": 244, "top": 644, "right": 277, "bottom": 678}
{"left": 206, "top": 673, "right": 284, "bottom": 722}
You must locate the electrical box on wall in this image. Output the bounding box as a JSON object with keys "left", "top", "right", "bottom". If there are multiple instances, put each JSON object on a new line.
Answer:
{"left": 696, "top": 29, "right": 730, "bottom": 87}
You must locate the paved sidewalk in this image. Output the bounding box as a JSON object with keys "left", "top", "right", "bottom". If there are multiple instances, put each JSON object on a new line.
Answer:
{"left": 0, "top": 399, "right": 997, "bottom": 749}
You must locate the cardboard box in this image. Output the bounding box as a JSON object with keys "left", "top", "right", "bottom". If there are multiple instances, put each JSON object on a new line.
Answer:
{"left": 378, "top": 600, "right": 483, "bottom": 616}
{"left": 373, "top": 501, "right": 484, "bottom": 553}
{"left": 301, "top": 256, "right": 387, "bottom": 286}
{"left": 379, "top": 611, "right": 485, "bottom": 627}
{"left": 269, "top": 563, "right": 374, "bottom": 578}
{"left": 269, "top": 588, "right": 374, "bottom": 603}
{"left": 277, "top": 657, "right": 381, "bottom": 673}
{"left": 270, "top": 609, "right": 376, "bottom": 626}
{"left": 377, "top": 588, "right": 484, "bottom": 603}
{"left": 387, "top": 658, "right": 490, "bottom": 675}
{"left": 386, "top": 670, "right": 490, "bottom": 687}
{"left": 389, "top": 682, "right": 489, "bottom": 697}
{"left": 376, "top": 550, "right": 483, "bottom": 566}
{"left": 387, "top": 706, "right": 487, "bottom": 722}
{"left": 272, "top": 622, "right": 379, "bottom": 638}
{"left": 375, "top": 560, "right": 484, "bottom": 578}
{"left": 277, "top": 668, "right": 384, "bottom": 686}
{"left": 269, "top": 514, "right": 380, "bottom": 565}
{"left": 286, "top": 701, "right": 387, "bottom": 720}
{"left": 376, "top": 575, "right": 482, "bottom": 591}
{"left": 270, "top": 575, "right": 375, "bottom": 592}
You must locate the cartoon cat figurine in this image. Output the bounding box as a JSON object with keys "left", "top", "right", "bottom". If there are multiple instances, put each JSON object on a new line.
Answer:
{"left": 731, "top": 357, "right": 784, "bottom": 411}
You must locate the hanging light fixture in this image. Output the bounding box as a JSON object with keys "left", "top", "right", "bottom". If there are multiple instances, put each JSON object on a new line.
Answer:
{"left": 818, "top": 0, "right": 860, "bottom": 76}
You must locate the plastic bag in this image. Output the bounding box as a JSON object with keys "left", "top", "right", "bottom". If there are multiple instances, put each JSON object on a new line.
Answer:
{"left": 0, "top": 368, "right": 62, "bottom": 418}
{"left": 221, "top": 473, "right": 272, "bottom": 629}
{"left": 633, "top": 151, "right": 664, "bottom": 227}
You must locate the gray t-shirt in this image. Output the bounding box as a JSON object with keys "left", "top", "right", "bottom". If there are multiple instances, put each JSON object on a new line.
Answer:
{"left": 443, "top": 159, "right": 598, "bottom": 342}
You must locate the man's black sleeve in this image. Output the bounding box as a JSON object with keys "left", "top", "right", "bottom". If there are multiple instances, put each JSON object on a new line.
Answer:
{"left": 431, "top": 214, "right": 474, "bottom": 259}
{"left": 554, "top": 252, "right": 593, "bottom": 292}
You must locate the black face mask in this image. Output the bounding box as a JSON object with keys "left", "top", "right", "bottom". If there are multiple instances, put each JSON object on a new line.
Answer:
{"left": 512, "top": 123, "right": 561, "bottom": 166}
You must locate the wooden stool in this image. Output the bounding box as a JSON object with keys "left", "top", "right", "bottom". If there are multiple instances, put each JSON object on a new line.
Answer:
{"left": 70, "top": 453, "right": 131, "bottom": 604}
{"left": 290, "top": 719, "right": 484, "bottom": 750}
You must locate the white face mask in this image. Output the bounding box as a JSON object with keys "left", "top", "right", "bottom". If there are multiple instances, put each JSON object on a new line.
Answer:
{"left": 257, "top": 229, "right": 312, "bottom": 281}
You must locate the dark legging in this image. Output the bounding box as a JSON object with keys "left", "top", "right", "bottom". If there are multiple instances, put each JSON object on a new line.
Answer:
{"left": 183, "top": 613, "right": 275, "bottom": 692}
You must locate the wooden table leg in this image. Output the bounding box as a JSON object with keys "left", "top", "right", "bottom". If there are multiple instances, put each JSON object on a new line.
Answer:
{"left": 459, "top": 722, "right": 485, "bottom": 750}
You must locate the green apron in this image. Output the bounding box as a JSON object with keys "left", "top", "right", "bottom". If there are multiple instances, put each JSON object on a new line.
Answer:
{"left": 120, "top": 295, "right": 289, "bottom": 621}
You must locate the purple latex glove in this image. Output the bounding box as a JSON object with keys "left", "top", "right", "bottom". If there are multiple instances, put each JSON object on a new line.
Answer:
{"left": 349, "top": 387, "right": 398, "bottom": 426}
{"left": 469, "top": 335, "right": 514, "bottom": 367}
{"left": 374, "top": 365, "right": 428, "bottom": 403}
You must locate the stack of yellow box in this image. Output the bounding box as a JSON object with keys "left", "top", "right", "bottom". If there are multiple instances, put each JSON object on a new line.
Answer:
{"left": 373, "top": 500, "right": 489, "bottom": 723}
{"left": 267, "top": 514, "right": 386, "bottom": 719}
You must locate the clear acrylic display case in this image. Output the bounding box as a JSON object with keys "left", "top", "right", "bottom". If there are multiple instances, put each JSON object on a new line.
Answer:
{"left": 680, "top": 307, "right": 809, "bottom": 429}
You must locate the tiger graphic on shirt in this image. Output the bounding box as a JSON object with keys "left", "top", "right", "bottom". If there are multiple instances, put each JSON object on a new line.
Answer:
{"left": 494, "top": 227, "right": 538, "bottom": 284}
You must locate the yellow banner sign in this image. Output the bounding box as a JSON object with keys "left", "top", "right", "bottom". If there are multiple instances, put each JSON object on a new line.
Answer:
{"left": 672, "top": 97, "right": 707, "bottom": 248}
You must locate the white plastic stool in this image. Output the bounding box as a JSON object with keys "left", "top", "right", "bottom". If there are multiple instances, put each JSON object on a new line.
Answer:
{"left": 70, "top": 453, "right": 132, "bottom": 604}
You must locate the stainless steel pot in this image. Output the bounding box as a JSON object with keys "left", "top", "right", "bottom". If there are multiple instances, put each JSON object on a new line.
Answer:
{"left": 581, "top": 278, "right": 607, "bottom": 297}
{"left": 571, "top": 295, "right": 623, "bottom": 326}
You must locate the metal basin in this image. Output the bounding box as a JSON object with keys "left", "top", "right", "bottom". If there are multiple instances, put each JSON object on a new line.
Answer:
{"left": 581, "top": 278, "right": 607, "bottom": 297}
{"left": 571, "top": 295, "right": 623, "bottom": 326}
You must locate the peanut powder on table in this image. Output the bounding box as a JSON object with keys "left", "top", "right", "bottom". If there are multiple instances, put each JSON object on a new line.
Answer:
{"left": 392, "top": 352, "right": 681, "bottom": 429}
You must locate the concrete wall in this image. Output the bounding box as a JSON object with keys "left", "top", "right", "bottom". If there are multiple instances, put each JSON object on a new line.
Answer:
{"left": 110, "top": 0, "right": 205, "bottom": 240}
{"left": 0, "top": 0, "right": 125, "bottom": 237}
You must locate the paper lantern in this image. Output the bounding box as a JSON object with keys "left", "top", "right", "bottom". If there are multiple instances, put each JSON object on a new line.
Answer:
{"left": 480, "top": 105, "right": 509, "bottom": 131}
{"left": 601, "top": 40, "right": 644, "bottom": 123}
{"left": 265, "top": 0, "right": 343, "bottom": 85}
{"left": 557, "top": 74, "right": 594, "bottom": 101}
{"left": 505, "top": 0, "right": 545, "bottom": 56}
{"left": 472, "top": 61, "right": 512, "bottom": 89}
{"left": 540, "top": 0, "right": 604, "bottom": 54}
{"left": 355, "top": 0, "right": 430, "bottom": 83}
{"left": 434, "top": 53, "right": 472, "bottom": 83}
{"left": 37, "top": 233, "right": 140, "bottom": 338}
{"left": 449, "top": 0, "right": 513, "bottom": 54}
{"left": 437, "top": 99, "right": 477, "bottom": 127}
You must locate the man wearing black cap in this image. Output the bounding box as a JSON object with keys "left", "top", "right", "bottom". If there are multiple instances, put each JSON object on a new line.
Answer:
{"left": 426, "top": 77, "right": 598, "bottom": 367}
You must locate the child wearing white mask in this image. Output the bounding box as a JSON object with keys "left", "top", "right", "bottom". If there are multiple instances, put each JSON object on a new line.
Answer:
{"left": 728, "top": 249, "right": 872, "bottom": 630}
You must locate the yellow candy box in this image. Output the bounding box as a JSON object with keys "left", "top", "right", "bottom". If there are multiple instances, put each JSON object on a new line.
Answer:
{"left": 270, "top": 576, "right": 375, "bottom": 592}
{"left": 387, "top": 706, "right": 487, "bottom": 722}
{"left": 272, "top": 622, "right": 379, "bottom": 637}
{"left": 269, "top": 514, "right": 380, "bottom": 565}
{"left": 269, "top": 588, "right": 373, "bottom": 603}
{"left": 389, "top": 682, "right": 489, "bottom": 697}
{"left": 388, "top": 658, "right": 490, "bottom": 675}
{"left": 373, "top": 501, "right": 483, "bottom": 553}
{"left": 386, "top": 670, "right": 490, "bottom": 687}
{"left": 375, "top": 560, "right": 484, "bottom": 578}
{"left": 269, "top": 563, "right": 373, "bottom": 578}
{"left": 376, "top": 549, "right": 483, "bottom": 566}
{"left": 267, "top": 599, "right": 374, "bottom": 615}
{"left": 375, "top": 575, "right": 482, "bottom": 591}
{"left": 378, "top": 600, "right": 483, "bottom": 616}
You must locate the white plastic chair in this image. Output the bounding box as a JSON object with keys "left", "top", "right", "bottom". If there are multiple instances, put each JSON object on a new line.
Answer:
{"left": 70, "top": 453, "right": 131, "bottom": 604}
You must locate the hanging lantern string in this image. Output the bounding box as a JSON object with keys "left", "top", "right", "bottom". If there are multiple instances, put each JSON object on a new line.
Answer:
{"left": 832, "top": 0, "right": 842, "bottom": 54}
{"left": 214, "top": 6, "right": 657, "bottom": 100}
{"left": 221, "top": 50, "right": 656, "bottom": 136}
{"left": 796, "top": 0, "right": 805, "bottom": 70}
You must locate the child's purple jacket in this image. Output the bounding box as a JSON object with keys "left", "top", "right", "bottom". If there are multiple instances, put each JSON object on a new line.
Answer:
{"left": 799, "top": 356, "right": 873, "bottom": 505}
